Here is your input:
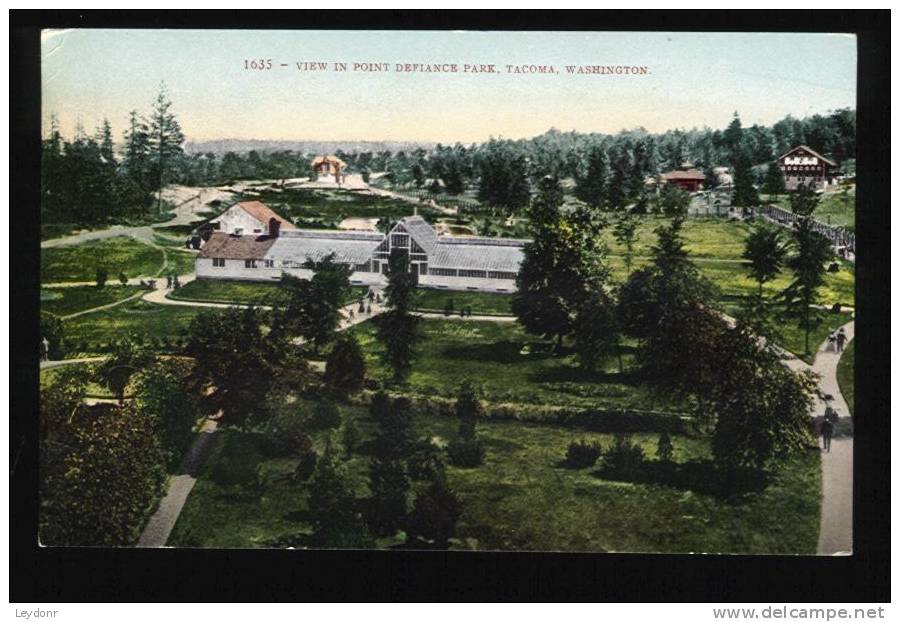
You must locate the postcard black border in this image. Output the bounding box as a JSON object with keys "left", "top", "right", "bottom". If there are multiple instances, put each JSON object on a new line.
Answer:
{"left": 10, "top": 10, "right": 890, "bottom": 603}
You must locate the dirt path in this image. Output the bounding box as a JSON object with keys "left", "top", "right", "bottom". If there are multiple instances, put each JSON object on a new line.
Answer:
{"left": 135, "top": 419, "right": 219, "bottom": 548}
{"left": 785, "top": 320, "right": 854, "bottom": 556}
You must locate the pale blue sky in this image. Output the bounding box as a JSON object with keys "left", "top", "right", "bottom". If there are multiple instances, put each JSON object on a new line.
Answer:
{"left": 41, "top": 29, "right": 856, "bottom": 143}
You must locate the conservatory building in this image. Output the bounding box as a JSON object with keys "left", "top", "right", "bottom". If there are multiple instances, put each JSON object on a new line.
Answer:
{"left": 196, "top": 215, "right": 526, "bottom": 293}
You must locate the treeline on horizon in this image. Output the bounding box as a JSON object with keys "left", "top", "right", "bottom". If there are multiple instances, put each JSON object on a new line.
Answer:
{"left": 42, "top": 90, "right": 855, "bottom": 227}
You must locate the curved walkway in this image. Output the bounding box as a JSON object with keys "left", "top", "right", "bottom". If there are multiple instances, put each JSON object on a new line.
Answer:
{"left": 784, "top": 320, "right": 854, "bottom": 556}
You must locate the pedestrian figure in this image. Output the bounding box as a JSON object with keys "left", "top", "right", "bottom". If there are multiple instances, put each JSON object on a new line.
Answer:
{"left": 836, "top": 328, "right": 847, "bottom": 353}
{"left": 359, "top": 300, "right": 366, "bottom": 313}
{"left": 821, "top": 416, "right": 834, "bottom": 452}
{"left": 166, "top": 275, "right": 172, "bottom": 289}
{"left": 349, "top": 309, "right": 355, "bottom": 318}
{"left": 827, "top": 333, "right": 837, "bottom": 352}
{"left": 40, "top": 337, "right": 49, "bottom": 362}
{"left": 367, "top": 289, "right": 375, "bottom": 302}
{"left": 366, "top": 305, "right": 371, "bottom": 315}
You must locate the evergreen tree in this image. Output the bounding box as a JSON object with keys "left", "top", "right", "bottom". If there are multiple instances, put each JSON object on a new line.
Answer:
{"left": 447, "top": 381, "right": 486, "bottom": 467}
{"left": 324, "top": 334, "right": 366, "bottom": 394}
{"left": 574, "top": 144, "right": 609, "bottom": 208}
{"left": 373, "top": 249, "right": 420, "bottom": 382}
{"left": 731, "top": 155, "right": 759, "bottom": 208}
{"left": 612, "top": 212, "right": 639, "bottom": 277}
{"left": 762, "top": 162, "right": 786, "bottom": 199}
{"left": 781, "top": 185, "right": 834, "bottom": 355}
{"left": 743, "top": 226, "right": 787, "bottom": 297}
{"left": 308, "top": 436, "right": 368, "bottom": 546}
{"left": 405, "top": 459, "right": 462, "bottom": 549}
{"left": 148, "top": 83, "right": 185, "bottom": 215}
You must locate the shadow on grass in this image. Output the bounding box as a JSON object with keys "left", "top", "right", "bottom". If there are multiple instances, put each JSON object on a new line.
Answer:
{"left": 594, "top": 459, "right": 770, "bottom": 500}
{"left": 528, "top": 366, "right": 643, "bottom": 386}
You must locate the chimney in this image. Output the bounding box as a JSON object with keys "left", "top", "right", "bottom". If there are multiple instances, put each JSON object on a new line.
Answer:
{"left": 269, "top": 218, "right": 281, "bottom": 238}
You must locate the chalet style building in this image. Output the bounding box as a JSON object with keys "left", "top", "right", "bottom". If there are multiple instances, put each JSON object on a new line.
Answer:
{"left": 660, "top": 164, "right": 706, "bottom": 192}
{"left": 776, "top": 145, "right": 838, "bottom": 191}
{"left": 197, "top": 212, "right": 525, "bottom": 293}
{"left": 311, "top": 155, "right": 346, "bottom": 183}
{"left": 210, "top": 201, "right": 296, "bottom": 237}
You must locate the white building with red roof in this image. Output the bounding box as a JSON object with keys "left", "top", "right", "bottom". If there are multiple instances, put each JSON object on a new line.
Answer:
{"left": 210, "top": 201, "right": 296, "bottom": 237}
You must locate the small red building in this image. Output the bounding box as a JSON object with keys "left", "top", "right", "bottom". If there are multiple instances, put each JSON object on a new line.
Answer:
{"left": 776, "top": 145, "right": 837, "bottom": 191}
{"left": 660, "top": 166, "right": 706, "bottom": 193}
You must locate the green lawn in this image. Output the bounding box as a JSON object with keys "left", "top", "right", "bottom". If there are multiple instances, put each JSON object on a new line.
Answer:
{"left": 253, "top": 188, "right": 442, "bottom": 228}
{"left": 169, "top": 402, "right": 820, "bottom": 553}
{"left": 163, "top": 249, "right": 199, "bottom": 276}
{"left": 836, "top": 340, "right": 854, "bottom": 415}
{"left": 41, "top": 237, "right": 165, "bottom": 283}
{"left": 41, "top": 285, "right": 142, "bottom": 316}
{"left": 170, "top": 279, "right": 367, "bottom": 306}
{"left": 603, "top": 217, "right": 754, "bottom": 260}
{"left": 349, "top": 318, "right": 683, "bottom": 411}
{"left": 766, "top": 187, "right": 855, "bottom": 232}
{"left": 413, "top": 289, "right": 513, "bottom": 316}
{"left": 62, "top": 299, "right": 205, "bottom": 356}
{"left": 40, "top": 364, "right": 116, "bottom": 399}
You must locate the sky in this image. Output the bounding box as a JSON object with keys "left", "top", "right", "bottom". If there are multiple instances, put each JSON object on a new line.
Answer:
{"left": 41, "top": 29, "right": 857, "bottom": 144}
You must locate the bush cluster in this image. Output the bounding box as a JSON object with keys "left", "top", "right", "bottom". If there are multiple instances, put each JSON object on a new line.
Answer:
{"left": 563, "top": 439, "right": 602, "bottom": 469}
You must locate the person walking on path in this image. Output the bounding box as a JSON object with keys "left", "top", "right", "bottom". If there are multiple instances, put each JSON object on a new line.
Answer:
{"left": 836, "top": 328, "right": 847, "bottom": 353}
{"left": 821, "top": 416, "right": 834, "bottom": 452}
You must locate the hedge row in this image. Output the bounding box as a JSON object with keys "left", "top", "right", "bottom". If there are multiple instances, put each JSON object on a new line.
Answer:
{"left": 352, "top": 389, "right": 696, "bottom": 435}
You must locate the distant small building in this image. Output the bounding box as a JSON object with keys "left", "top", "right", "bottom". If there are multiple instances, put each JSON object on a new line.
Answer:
{"left": 660, "top": 164, "right": 706, "bottom": 193}
{"left": 312, "top": 155, "right": 346, "bottom": 183}
{"left": 209, "top": 201, "right": 296, "bottom": 237}
{"left": 777, "top": 145, "right": 838, "bottom": 191}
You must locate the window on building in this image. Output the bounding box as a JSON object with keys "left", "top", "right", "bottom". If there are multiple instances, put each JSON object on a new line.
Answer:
{"left": 488, "top": 271, "right": 517, "bottom": 280}
{"left": 212, "top": 258, "right": 225, "bottom": 268}
{"left": 391, "top": 233, "right": 409, "bottom": 248}
{"left": 245, "top": 259, "right": 257, "bottom": 269}
{"left": 253, "top": 229, "right": 262, "bottom": 234}
{"left": 429, "top": 267, "right": 458, "bottom": 277}
{"left": 459, "top": 269, "right": 488, "bottom": 279}
{"left": 264, "top": 259, "right": 274, "bottom": 268}
{"left": 234, "top": 228, "right": 244, "bottom": 235}
{"left": 354, "top": 261, "right": 371, "bottom": 272}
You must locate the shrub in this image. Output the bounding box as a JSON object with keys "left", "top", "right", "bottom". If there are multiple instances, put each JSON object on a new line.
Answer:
{"left": 831, "top": 303, "right": 842, "bottom": 314}
{"left": 312, "top": 401, "right": 342, "bottom": 431}
{"left": 324, "top": 334, "right": 366, "bottom": 394}
{"left": 601, "top": 434, "right": 645, "bottom": 478}
{"left": 447, "top": 438, "right": 485, "bottom": 468}
{"left": 95, "top": 268, "right": 108, "bottom": 288}
{"left": 656, "top": 431, "right": 674, "bottom": 462}
{"left": 827, "top": 262, "right": 840, "bottom": 273}
{"left": 118, "top": 272, "right": 128, "bottom": 285}
{"left": 564, "top": 439, "right": 602, "bottom": 469}
{"left": 293, "top": 447, "right": 318, "bottom": 482}
{"left": 407, "top": 440, "right": 444, "bottom": 481}
{"left": 263, "top": 410, "right": 314, "bottom": 458}
{"left": 443, "top": 298, "right": 455, "bottom": 317}
{"left": 341, "top": 418, "right": 361, "bottom": 458}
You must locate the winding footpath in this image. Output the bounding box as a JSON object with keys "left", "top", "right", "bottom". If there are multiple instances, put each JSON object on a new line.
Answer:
{"left": 783, "top": 321, "right": 854, "bottom": 556}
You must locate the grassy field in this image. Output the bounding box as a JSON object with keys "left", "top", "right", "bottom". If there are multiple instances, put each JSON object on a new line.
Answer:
{"left": 602, "top": 218, "right": 855, "bottom": 307}
{"left": 168, "top": 402, "right": 820, "bottom": 553}
{"left": 412, "top": 289, "right": 514, "bottom": 316}
{"left": 836, "top": 340, "right": 854, "bottom": 415}
{"left": 41, "top": 285, "right": 142, "bottom": 317}
{"left": 62, "top": 299, "right": 204, "bottom": 355}
{"left": 169, "top": 279, "right": 367, "bottom": 306}
{"left": 766, "top": 187, "right": 855, "bottom": 231}
{"left": 252, "top": 188, "right": 442, "bottom": 228}
{"left": 41, "top": 237, "right": 165, "bottom": 283}
{"left": 348, "top": 319, "right": 683, "bottom": 411}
